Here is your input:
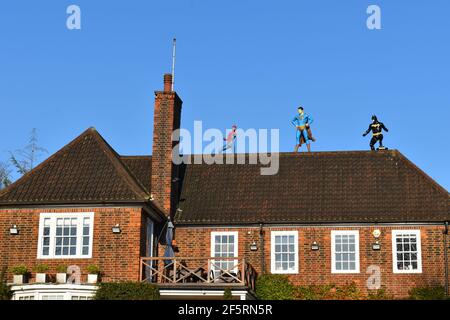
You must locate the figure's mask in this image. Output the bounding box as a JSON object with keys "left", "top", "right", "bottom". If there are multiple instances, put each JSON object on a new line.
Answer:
{"left": 372, "top": 115, "right": 378, "bottom": 123}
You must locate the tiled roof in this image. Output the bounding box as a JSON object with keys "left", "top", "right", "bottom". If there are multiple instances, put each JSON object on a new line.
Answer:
{"left": 175, "top": 151, "right": 450, "bottom": 224}
{"left": 120, "top": 156, "right": 152, "bottom": 192}
{"left": 0, "top": 128, "right": 150, "bottom": 205}
{"left": 2, "top": 128, "right": 448, "bottom": 224}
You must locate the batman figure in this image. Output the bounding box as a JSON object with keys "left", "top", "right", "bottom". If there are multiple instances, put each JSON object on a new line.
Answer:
{"left": 363, "top": 115, "right": 389, "bottom": 150}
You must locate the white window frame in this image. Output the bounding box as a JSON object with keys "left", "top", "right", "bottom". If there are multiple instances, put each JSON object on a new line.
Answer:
{"left": 331, "top": 230, "right": 360, "bottom": 274}
{"left": 210, "top": 231, "right": 239, "bottom": 274}
{"left": 392, "top": 230, "right": 422, "bottom": 274}
{"left": 37, "top": 212, "right": 94, "bottom": 259}
{"left": 271, "top": 231, "right": 299, "bottom": 274}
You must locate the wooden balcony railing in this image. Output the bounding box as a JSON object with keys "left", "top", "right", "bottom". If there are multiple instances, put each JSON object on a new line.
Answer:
{"left": 140, "top": 257, "right": 257, "bottom": 292}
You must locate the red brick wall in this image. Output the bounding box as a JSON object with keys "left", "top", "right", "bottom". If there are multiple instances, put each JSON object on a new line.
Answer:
{"left": 0, "top": 207, "right": 150, "bottom": 283}
{"left": 151, "top": 73, "right": 182, "bottom": 217}
{"left": 174, "top": 225, "right": 449, "bottom": 298}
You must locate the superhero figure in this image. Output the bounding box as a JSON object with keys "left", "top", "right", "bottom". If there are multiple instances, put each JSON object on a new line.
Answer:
{"left": 291, "top": 106, "right": 315, "bottom": 152}
{"left": 363, "top": 115, "right": 389, "bottom": 150}
{"left": 222, "top": 125, "right": 237, "bottom": 152}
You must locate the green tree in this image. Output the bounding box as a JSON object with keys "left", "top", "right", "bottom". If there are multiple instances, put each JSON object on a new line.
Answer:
{"left": 9, "top": 128, "right": 47, "bottom": 175}
{"left": 0, "top": 162, "right": 12, "bottom": 190}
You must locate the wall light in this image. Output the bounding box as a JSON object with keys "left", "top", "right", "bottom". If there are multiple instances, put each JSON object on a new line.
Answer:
{"left": 250, "top": 241, "right": 258, "bottom": 251}
{"left": 112, "top": 224, "right": 121, "bottom": 234}
{"left": 311, "top": 242, "right": 320, "bottom": 251}
{"left": 372, "top": 241, "right": 381, "bottom": 251}
{"left": 9, "top": 225, "right": 19, "bottom": 235}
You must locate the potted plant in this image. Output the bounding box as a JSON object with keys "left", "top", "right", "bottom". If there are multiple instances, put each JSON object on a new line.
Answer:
{"left": 56, "top": 265, "right": 68, "bottom": 284}
{"left": 10, "top": 265, "right": 28, "bottom": 285}
{"left": 86, "top": 265, "right": 100, "bottom": 284}
{"left": 33, "top": 264, "right": 49, "bottom": 283}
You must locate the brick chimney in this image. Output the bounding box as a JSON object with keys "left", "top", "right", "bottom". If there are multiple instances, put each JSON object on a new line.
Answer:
{"left": 151, "top": 73, "right": 182, "bottom": 217}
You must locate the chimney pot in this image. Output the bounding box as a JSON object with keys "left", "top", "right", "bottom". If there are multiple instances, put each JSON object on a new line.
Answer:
{"left": 163, "top": 73, "right": 172, "bottom": 92}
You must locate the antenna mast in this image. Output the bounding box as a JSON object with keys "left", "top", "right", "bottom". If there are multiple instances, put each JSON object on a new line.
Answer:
{"left": 171, "top": 38, "right": 176, "bottom": 91}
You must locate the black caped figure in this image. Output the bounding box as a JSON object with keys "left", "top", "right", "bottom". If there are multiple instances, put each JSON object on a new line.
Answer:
{"left": 363, "top": 115, "right": 389, "bottom": 150}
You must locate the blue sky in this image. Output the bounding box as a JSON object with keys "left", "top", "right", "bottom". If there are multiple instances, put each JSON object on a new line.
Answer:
{"left": 1, "top": 0, "right": 449, "bottom": 190}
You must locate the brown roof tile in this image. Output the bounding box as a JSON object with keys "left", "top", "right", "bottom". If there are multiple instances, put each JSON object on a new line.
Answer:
{"left": 175, "top": 151, "right": 450, "bottom": 224}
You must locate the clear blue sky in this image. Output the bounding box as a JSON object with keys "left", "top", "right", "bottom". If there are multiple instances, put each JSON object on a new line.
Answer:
{"left": 1, "top": 0, "right": 449, "bottom": 190}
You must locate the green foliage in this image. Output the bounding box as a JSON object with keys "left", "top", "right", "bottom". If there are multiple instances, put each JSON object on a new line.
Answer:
{"left": 223, "top": 288, "right": 233, "bottom": 300}
{"left": 10, "top": 264, "right": 28, "bottom": 275}
{"left": 86, "top": 265, "right": 100, "bottom": 274}
{"left": 408, "top": 286, "right": 447, "bottom": 300}
{"left": 296, "top": 284, "right": 335, "bottom": 300}
{"left": 33, "top": 264, "right": 49, "bottom": 273}
{"left": 256, "top": 274, "right": 295, "bottom": 300}
{"left": 94, "top": 282, "right": 160, "bottom": 300}
{"left": 0, "top": 267, "right": 12, "bottom": 300}
{"left": 56, "top": 264, "right": 68, "bottom": 273}
{"left": 295, "top": 283, "right": 361, "bottom": 300}
{"left": 332, "top": 282, "right": 360, "bottom": 300}
{"left": 367, "top": 288, "right": 394, "bottom": 300}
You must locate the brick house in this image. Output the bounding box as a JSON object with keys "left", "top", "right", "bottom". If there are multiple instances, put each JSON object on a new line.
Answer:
{"left": 1, "top": 74, "right": 449, "bottom": 300}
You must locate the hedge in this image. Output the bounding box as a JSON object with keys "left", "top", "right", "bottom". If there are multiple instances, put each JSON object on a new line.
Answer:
{"left": 94, "top": 282, "right": 160, "bottom": 300}
{"left": 0, "top": 268, "right": 11, "bottom": 300}
{"left": 255, "top": 274, "right": 295, "bottom": 300}
{"left": 408, "top": 287, "right": 447, "bottom": 300}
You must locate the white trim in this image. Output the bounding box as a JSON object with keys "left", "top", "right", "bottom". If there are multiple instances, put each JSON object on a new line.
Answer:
{"left": 210, "top": 231, "right": 239, "bottom": 257}
{"left": 331, "top": 230, "right": 360, "bottom": 274}
{"left": 270, "top": 231, "right": 299, "bottom": 274}
{"left": 37, "top": 212, "right": 94, "bottom": 259}
{"left": 159, "top": 289, "right": 251, "bottom": 300}
{"left": 210, "top": 231, "right": 239, "bottom": 274}
{"left": 392, "top": 230, "right": 422, "bottom": 274}
{"left": 11, "top": 284, "right": 97, "bottom": 300}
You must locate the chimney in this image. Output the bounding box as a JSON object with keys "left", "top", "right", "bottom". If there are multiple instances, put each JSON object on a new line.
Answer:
{"left": 163, "top": 73, "right": 172, "bottom": 92}
{"left": 151, "top": 74, "right": 182, "bottom": 217}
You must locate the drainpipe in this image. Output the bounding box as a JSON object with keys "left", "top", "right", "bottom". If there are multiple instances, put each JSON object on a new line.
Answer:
{"left": 259, "top": 223, "right": 265, "bottom": 274}
{"left": 444, "top": 222, "right": 449, "bottom": 297}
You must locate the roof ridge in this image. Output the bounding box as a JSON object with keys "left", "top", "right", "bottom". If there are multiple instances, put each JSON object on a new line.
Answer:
{"left": 88, "top": 129, "right": 150, "bottom": 199}
{"left": 395, "top": 151, "right": 450, "bottom": 198}
{"left": 117, "top": 156, "right": 151, "bottom": 194}
{"left": 179, "top": 150, "right": 397, "bottom": 158}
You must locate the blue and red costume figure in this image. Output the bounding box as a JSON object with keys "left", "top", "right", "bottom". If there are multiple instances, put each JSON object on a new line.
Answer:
{"left": 291, "top": 106, "right": 315, "bottom": 152}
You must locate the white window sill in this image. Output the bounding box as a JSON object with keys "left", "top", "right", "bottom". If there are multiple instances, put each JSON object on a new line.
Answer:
{"left": 331, "top": 270, "right": 360, "bottom": 274}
